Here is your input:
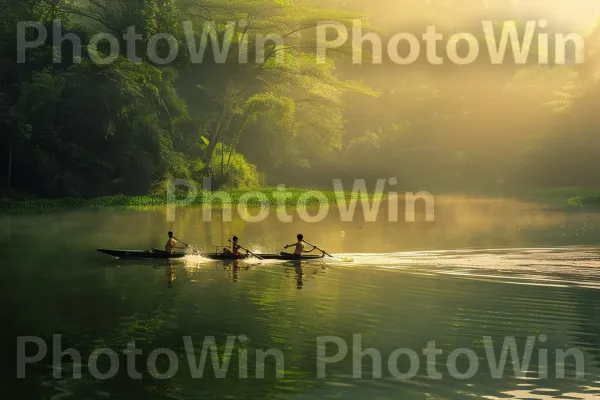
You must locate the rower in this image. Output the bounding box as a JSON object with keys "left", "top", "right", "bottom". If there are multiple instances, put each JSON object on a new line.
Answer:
{"left": 224, "top": 236, "right": 241, "bottom": 255}
{"left": 284, "top": 234, "right": 316, "bottom": 256}
{"left": 165, "top": 231, "right": 184, "bottom": 253}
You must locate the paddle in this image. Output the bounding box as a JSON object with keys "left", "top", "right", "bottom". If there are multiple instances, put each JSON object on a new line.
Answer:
{"left": 173, "top": 236, "right": 201, "bottom": 255}
{"left": 302, "top": 240, "right": 333, "bottom": 258}
{"left": 228, "top": 239, "right": 264, "bottom": 261}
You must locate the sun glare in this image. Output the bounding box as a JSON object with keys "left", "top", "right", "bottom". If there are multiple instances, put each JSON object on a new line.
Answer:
{"left": 514, "top": 0, "right": 600, "bottom": 32}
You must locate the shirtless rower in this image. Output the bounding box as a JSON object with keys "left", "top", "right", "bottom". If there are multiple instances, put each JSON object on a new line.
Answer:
{"left": 165, "top": 231, "right": 185, "bottom": 253}
{"left": 284, "top": 234, "right": 316, "bottom": 256}
{"left": 224, "top": 236, "right": 242, "bottom": 255}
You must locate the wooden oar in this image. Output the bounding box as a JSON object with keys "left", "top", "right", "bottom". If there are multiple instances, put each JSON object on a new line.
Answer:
{"left": 228, "top": 239, "right": 264, "bottom": 260}
{"left": 302, "top": 240, "right": 333, "bottom": 258}
{"left": 173, "top": 236, "right": 201, "bottom": 255}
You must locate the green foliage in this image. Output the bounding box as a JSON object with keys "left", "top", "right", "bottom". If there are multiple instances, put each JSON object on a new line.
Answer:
{"left": 2, "top": 0, "right": 600, "bottom": 200}
{"left": 0, "top": 188, "right": 383, "bottom": 211}
{"left": 567, "top": 196, "right": 600, "bottom": 207}
{"left": 6, "top": 55, "right": 197, "bottom": 196}
{"left": 210, "top": 143, "right": 265, "bottom": 189}
{"left": 528, "top": 188, "right": 600, "bottom": 208}
{"left": 178, "top": 0, "right": 374, "bottom": 179}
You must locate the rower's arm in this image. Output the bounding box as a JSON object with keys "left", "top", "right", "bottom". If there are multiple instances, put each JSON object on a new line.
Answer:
{"left": 303, "top": 246, "right": 317, "bottom": 253}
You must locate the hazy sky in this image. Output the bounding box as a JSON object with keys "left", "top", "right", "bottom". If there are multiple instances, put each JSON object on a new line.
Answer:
{"left": 405, "top": 1, "right": 599, "bottom": 32}
{"left": 511, "top": 0, "right": 600, "bottom": 31}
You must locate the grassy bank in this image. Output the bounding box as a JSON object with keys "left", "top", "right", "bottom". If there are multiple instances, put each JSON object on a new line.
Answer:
{"left": 4, "top": 186, "right": 600, "bottom": 213}
{"left": 0, "top": 188, "right": 386, "bottom": 212}
{"left": 528, "top": 187, "right": 600, "bottom": 208}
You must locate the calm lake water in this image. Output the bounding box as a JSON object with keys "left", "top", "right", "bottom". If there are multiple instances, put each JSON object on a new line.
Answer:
{"left": 2, "top": 196, "right": 600, "bottom": 399}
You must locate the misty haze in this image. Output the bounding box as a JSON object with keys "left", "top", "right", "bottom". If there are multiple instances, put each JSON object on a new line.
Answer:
{"left": 3, "top": 1, "right": 600, "bottom": 400}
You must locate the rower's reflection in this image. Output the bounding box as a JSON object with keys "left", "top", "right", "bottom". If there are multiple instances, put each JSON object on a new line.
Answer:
{"left": 226, "top": 260, "right": 249, "bottom": 282}
{"left": 284, "top": 262, "right": 326, "bottom": 289}
{"left": 166, "top": 263, "right": 175, "bottom": 288}
{"left": 293, "top": 262, "right": 304, "bottom": 289}
{"left": 287, "top": 261, "right": 304, "bottom": 289}
{"left": 231, "top": 260, "right": 240, "bottom": 282}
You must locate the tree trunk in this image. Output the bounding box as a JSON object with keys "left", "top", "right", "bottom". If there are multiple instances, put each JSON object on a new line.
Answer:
{"left": 203, "top": 105, "right": 237, "bottom": 178}
{"left": 202, "top": 105, "right": 229, "bottom": 171}
{"left": 221, "top": 120, "right": 225, "bottom": 177}
{"left": 202, "top": 78, "right": 256, "bottom": 176}
{"left": 225, "top": 114, "right": 250, "bottom": 173}
{"left": 7, "top": 141, "right": 12, "bottom": 194}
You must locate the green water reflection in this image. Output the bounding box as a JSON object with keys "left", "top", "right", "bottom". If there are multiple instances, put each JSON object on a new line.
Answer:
{"left": 2, "top": 196, "right": 600, "bottom": 399}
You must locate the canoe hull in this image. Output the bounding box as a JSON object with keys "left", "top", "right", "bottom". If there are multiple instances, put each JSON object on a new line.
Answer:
{"left": 264, "top": 252, "right": 325, "bottom": 261}
{"left": 203, "top": 252, "right": 325, "bottom": 261}
{"left": 97, "top": 248, "right": 186, "bottom": 259}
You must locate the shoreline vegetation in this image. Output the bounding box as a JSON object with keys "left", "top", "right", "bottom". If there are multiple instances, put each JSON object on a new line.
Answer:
{"left": 1, "top": 187, "right": 600, "bottom": 213}
{"left": 3, "top": 2, "right": 600, "bottom": 214}
{"left": 527, "top": 188, "right": 600, "bottom": 209}
{"left": 0, "top": 188, "right": 386, "bottom": 212}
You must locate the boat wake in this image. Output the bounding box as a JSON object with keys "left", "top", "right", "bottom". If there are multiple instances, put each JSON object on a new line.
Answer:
{"left": 324, "top": 246, "right": 600, "bottom": 290}
{"left": 178, "top": 246, "right": 600, "bottom": 289}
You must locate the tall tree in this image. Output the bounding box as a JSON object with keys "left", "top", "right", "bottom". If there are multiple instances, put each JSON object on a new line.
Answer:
{"left": 176, "top": 0, "right": 373, "bottom": 184}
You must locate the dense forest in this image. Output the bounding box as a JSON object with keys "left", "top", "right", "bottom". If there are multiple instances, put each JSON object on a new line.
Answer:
{"left": 1, "top": 0, "right": 600, "bottom": 198}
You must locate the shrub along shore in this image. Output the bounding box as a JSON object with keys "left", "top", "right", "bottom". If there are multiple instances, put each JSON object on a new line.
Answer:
{"left": 527, "top": 188, "right": 600, "bottom": 208}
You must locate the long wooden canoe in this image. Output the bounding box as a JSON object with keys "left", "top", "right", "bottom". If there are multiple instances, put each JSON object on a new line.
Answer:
{"left": 97, "top": 248, "right": 186, "bottom": 259}
{"left": 202, "top": 252, "right": 326, "bottom": 261}
{"left": 99, "top": 247, "right": 327, "bottom": 261}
